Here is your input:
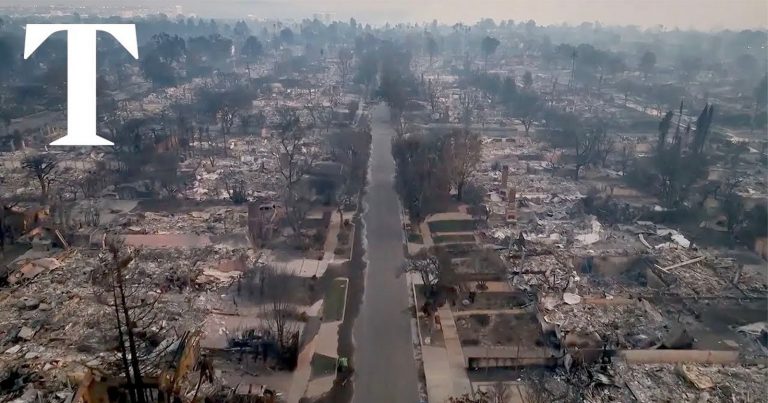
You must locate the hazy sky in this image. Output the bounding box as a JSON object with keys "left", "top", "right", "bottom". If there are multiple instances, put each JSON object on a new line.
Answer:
{"left": 5, "top": 0, "right": 768, "bottom": 30}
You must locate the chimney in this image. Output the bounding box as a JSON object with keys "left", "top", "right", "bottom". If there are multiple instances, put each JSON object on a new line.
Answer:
{"left": 501, "top": 165, "right": 509, "bottom": 190}
{"left": 506, "top": 187, "right": 517, "bottom": 223}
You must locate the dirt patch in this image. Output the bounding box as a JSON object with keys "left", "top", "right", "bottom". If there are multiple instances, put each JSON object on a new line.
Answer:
{"left": 452, "top": 249, "right": 507, "bottom": 275}
{"left": 578, "top": 255, "right": 661, "bottom": 289}
{"left": 456, "top": 312, "right": 544, "bottom": 347}
{"left": 334, "top": 223, "right": 354, "bottom": 259}
{"left": 454, "top": 291, "right": 533, "bottom": 311}
{"left": 432, "top": 234, "right": 476, "bottom": 244}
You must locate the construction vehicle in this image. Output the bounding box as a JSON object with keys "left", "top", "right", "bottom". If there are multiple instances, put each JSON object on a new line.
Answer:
{"left": 73, "top": 331, "right": 206, "bottom": 403}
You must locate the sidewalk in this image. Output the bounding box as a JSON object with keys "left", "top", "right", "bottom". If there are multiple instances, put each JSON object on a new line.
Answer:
{"left": 437, "top": 305, "right": 473, "bottom": 397}
{"left": 419, "top": 221, "right": 435, "bottom": 248}
{"left": 286, "top": 336, "right": 318, "bottom": 403}
{"left": 299, "top": 278, "right": 349, "bottom": 401}
{"left": 422, "top": 345, "right": 454, "bottom": 403}
{"left": 322, "top": 210, "right": 342, "bottom": 262}
{"left": 412, "top": 272, "right": 473, "bottom": 402}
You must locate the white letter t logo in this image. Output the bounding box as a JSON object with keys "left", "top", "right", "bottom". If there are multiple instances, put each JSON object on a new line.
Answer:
{"left": 24, "top": 24, "right": 139, "bottom": 146}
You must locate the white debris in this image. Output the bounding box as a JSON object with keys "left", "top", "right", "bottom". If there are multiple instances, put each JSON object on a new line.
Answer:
{"left": 4, "top": 345, "right": 22, "bottom": 354}
{"left": 736, "top": 322, "right": 767, "bottom": 335}
{"left": 656, "top": 228, "right": 691, "bottom": 248}
{"left": 563, "top": 293, "right": 582, "bottom": 305}
{"left": 575, "top": 216, "right": 602, "bottom": 245}
{"left": 541, "top": 296, "right": 559, "bottom": 310}
{"left": 490, "top": 228, "right": 511, "bottom": 240}
{"left": 671, "top": 234, "right": 691, "bottom": 248}
{"left": 576, "top": 232, "right": 600, "bottom": 245}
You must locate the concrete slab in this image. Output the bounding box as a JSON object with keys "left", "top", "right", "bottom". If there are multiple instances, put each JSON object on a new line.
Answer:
{"left": 268, "top": 257, "right": 329, "bottom": 278}
{"left": 425, "top": 212, "right": 474, "bottom": 222}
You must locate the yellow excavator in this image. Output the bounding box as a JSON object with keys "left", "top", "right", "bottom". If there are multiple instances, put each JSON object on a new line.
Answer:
{"left": 73, "top": 331, "right": 203, "bottom": 403}
{"left": 72, "top": 330, "right": 279, "bottom": 403}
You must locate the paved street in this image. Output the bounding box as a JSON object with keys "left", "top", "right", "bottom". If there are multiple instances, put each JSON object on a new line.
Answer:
{"left": 352, "top": 104, "right": 420, "bottom": 403}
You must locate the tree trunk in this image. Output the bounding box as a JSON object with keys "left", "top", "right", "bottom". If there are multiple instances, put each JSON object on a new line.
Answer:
{"left": 221, "top": 124, "right": 228, "bottom": 157}
{"left": 117, "top": 265, "right": 146, "bottom": 403}
{"left": 112, "top": 277, "right": 137, "bottom": 403}
{"left": 38, "top": 177, "right": 48, "bottom": 200}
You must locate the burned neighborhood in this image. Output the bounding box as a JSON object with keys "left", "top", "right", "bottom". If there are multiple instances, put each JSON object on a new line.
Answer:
{"left": 0, "top": 1, "right": 766, "bottom": 402}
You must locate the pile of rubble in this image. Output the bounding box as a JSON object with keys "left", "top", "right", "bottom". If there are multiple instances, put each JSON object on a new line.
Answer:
{"left": 543, "top": 299, "right": 668, "bottom": 348}
{"left": 614, "top": 362, "right": 768, "bottom": 402}
{"left": 132, "top": 246, "right": 261, "bottom": 288}
{"left": 510, "top": 254, "right": 572, "bottom": 292}
{"left": 184, "top": 138, "right": 284, "bottom": 201}
{"left": 0, "top": 243, "right": 261, "bottom": 399}
{"left": 547, "top": 361, "right": 767, "bottom": 402}
{"left": 654, "top": 247, "right": 742, "bottom": 297}
{"left": 115, "top": 208, "right": 248, "bottom": 236}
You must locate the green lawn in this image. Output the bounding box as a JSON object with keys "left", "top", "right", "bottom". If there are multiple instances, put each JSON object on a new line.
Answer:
{"left": 407, "top": 232, "right": 424, "bottom": 244}
{"left": 428, "top": 220, "right": 477, "bottom": 233}
{"left": 432, "top": 234, "right": 476, "bottom": 244}
{"left": 310, "top": 353, "right": 337, "bottom": 379}
{"left": 323, "top": 278, "right": 348, "bottom": 322}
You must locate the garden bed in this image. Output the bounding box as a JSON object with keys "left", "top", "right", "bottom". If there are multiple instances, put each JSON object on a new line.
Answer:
{"left": 428, "top": 219, "right": 478, "bottom": 233}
